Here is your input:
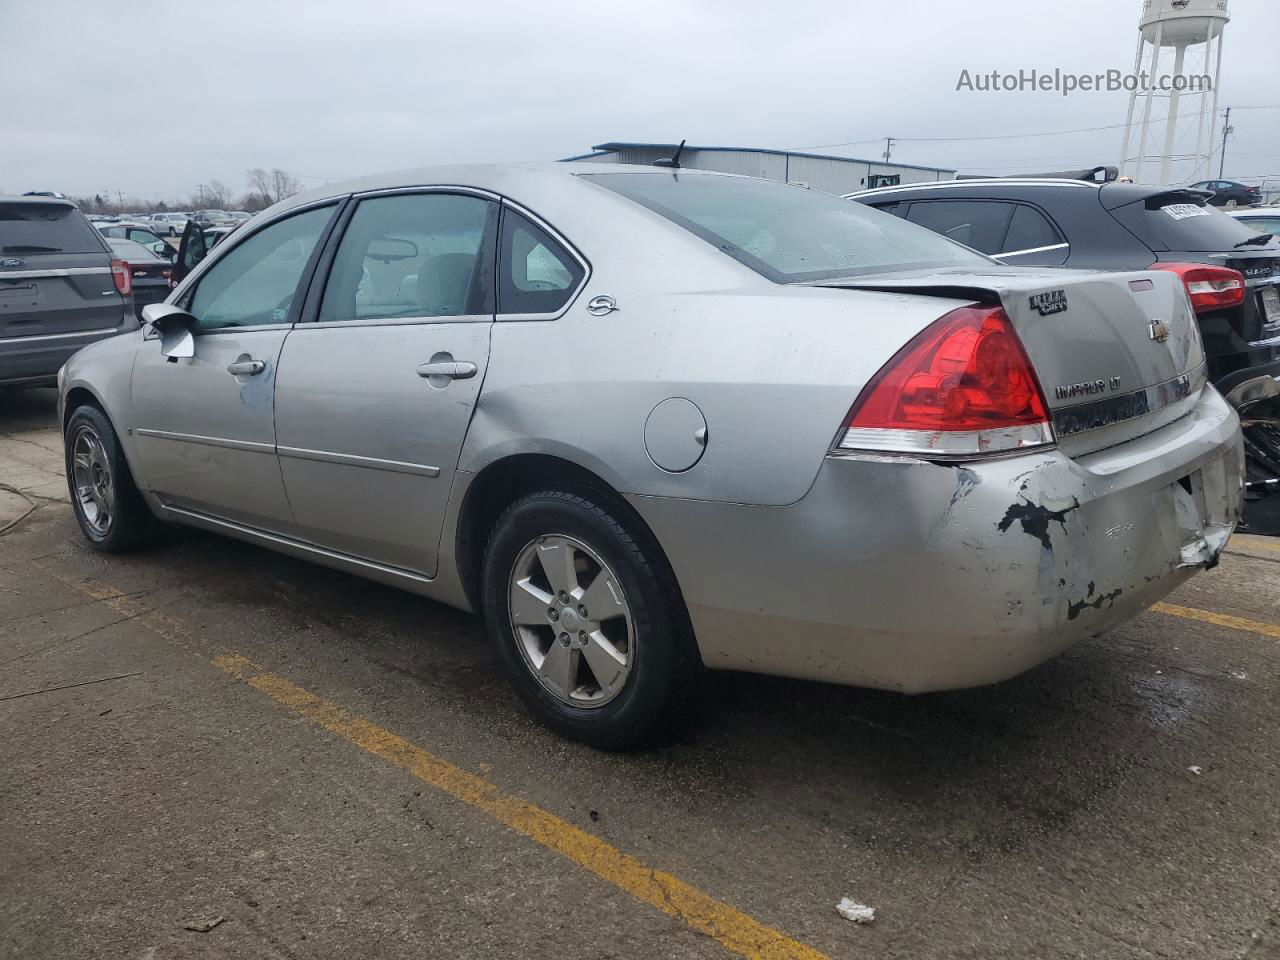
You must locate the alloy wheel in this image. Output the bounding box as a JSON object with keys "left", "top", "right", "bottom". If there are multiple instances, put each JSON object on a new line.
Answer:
{"left": 508, "top": 534, "right": 634, "bottom": 708}
{"left": 70, "top": 424, "right": 114, "bottom": 536}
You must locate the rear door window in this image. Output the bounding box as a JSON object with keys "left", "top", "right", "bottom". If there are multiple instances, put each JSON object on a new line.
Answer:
{"left": 0, "top": 203, "right": 105, "bottom": 255}
{"left": 498, "top": 210, "right": 584, "bottom": 315}
{"left": 905, "top": 200, "right": 1015, "bottom": 255}
{"left": 318, "top": 192, "right": 497, "bottom": 322}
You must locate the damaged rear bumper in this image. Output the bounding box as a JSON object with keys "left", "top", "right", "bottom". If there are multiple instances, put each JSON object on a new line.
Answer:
{"left": 630, "top": 387, "right": 1243, "bottom": 693}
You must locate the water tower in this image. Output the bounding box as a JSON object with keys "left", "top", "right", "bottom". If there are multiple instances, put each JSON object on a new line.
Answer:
{"left": 1118, "top": 0, "right": 1229, "bottom": 184}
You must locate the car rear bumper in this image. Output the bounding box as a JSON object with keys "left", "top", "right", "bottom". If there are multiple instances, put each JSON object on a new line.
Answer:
{"left": 630, "top": 386, "right": 1244, "bottom": 693}
{"left": 0, "top": 316, "right": 138, "bottom": 387}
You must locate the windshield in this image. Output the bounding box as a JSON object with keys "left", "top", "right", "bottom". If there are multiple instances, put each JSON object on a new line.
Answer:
{"left": 582, "top": 172, "right": 991, "bottom": 282}
{"left": 0, "top": 202, "right": 105, "bottom": 254}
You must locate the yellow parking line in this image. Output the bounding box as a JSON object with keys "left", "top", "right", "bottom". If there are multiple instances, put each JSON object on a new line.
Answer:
{"left": 211, "top": 653, "right": 828, "bottom": 960}
{"left": 1226, "top": 534, "right": 1280, "bottom": 557}
{"left": 33, "top": 562, "right": 828, "bottom": 960}
{"left": 1153, "top": 602, "right": 1280, "bottom": 641}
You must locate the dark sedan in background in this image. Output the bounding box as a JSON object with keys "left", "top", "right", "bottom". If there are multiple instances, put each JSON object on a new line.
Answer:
{"left": 103, "top": 237, "right": 171, "bottom": 319}
{"left": 1188, "top": 179, "right": 1263, "bottom": 209}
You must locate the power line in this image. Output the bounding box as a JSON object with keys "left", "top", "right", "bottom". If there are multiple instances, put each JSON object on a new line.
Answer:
{"left": 795, "top": 104, "right": 1280, "bottom": 151}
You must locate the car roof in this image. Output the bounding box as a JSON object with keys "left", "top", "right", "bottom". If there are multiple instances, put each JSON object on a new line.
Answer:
{"left": 1230, "top": 206, "right": 1280, "bottom": 216}
{"left": 267, "top": 161, "right": 741, "bottom": 217}
{"left": 106, "top": 237, "right": 161, "bottom": 259}
{"left": 845, "top": 178, "right": 1211, "bottom": 210}
{"left": 0, "top": 194, "right": 74, "bottom": 208}
{"left": 845, "top": 178, "right": 1103, "bottom": 200}
{"left": 96, "top": 220, "right": 155, "bottom": 229}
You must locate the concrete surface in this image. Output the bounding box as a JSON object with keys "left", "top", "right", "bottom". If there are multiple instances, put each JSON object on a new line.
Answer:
{"left": 2, "top": 386, "right": 1279, "bottom": 960}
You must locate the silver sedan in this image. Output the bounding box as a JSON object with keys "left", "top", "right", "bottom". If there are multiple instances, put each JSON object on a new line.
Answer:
{"left": 58, "top": 163, "right": 1244, "bottom": 747}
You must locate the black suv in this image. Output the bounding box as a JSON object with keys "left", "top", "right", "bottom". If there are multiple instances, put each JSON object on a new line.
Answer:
{"left": 0, "top": 196, "right": 137, "bottom": 388}
{"left": 847, "top": 179, "right": 1280, "bottom": 390}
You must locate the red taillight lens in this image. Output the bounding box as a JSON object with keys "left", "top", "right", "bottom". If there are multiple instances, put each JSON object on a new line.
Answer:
{"left": 836, "top": 305, "right": 1054, "bottom": 457}
{"left": 110, "top": 259, "right": 132, "bottom": 296}
{"left": 1150, "top": 262, "right": 1245, "bottom": 313}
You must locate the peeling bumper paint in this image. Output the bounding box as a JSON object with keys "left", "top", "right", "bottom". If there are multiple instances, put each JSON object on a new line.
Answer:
{"left": 630, "top": 387, "right": 1243, "bottom": 693}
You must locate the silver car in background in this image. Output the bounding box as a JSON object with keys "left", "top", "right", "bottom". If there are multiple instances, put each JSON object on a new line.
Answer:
{"left": 148, "top": 212, "right": 189, "bottom": 236}
{"left": 58, "top": 163, "right": 1243, "bottom": 747}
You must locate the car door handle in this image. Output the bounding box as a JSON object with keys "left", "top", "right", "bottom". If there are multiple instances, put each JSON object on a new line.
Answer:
{"left": 416, "top": 361, "right": 477, "bottom": 380}
{"left": 227, "top": 359, "right": 266, "bottom": 376}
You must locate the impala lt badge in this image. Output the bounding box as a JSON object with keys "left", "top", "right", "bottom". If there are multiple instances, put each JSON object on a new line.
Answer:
{"left": 1149, "top": 318, "right": 1171, "bottom": 343}
{"left": 1054, "top": 377, "right": 1122, "bottom": 400}
{"left": 1030, "top": 290, "right": 1068, "bottom": 316}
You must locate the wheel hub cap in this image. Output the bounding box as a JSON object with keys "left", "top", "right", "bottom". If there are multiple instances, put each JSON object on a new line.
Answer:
{"left": 508, "top": 534, "right": 634, "bottom": 708}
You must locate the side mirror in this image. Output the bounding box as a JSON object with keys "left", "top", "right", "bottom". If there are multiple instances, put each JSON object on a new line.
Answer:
{"left": 152, "top": 241, "right": 174, "bottom": 260}
{"left": 141, "top": 302, "right": 197, "bottom": 359}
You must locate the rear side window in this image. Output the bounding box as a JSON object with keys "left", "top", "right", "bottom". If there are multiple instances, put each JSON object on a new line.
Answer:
{"left": 0, "top": 203, "right": 105, "bottom": 255}
{"left": 498, "top": 210, "right": 584, "bottom": 315}
{"left": 1003, "top": 205, "right": 1064, "bottom": 253}
{"left": 905, "top": 200, "right": 1014, "bottom": 255}
{"left": 319, "top": 192, "right": 497, "bottom": 322}
{"left": 1110, "top": 195, "right": 1270, "bottom": 252}
{"left": 1238, "top": 217, "right": 1280, "bottom": 236}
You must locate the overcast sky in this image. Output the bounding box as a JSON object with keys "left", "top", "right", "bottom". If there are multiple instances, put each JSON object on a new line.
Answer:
{"left": 3, "top": 0, "right": 1277, "bottom": 202}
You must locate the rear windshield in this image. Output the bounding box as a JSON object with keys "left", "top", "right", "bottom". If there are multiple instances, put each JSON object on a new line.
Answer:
{"left": 582, "top": 172, "right": 991, "bottom": 282}
{"left": 0, "top": 203, "right": 105, "bottom": 255}
{"left": 1110, "top": 193, "right": 1275, "bottom": 253}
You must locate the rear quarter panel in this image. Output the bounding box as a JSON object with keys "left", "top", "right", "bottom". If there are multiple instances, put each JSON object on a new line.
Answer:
{"left": 464, "top": 240, "right": 965, "bottom": 505}
{"left": 459, "top": 174, "right": 975, "bottom": 507}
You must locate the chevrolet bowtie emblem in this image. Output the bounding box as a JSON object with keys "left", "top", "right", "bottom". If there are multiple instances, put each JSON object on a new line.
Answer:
{"left": 1149, "top": 319, "right": 1171, "bottom": 343}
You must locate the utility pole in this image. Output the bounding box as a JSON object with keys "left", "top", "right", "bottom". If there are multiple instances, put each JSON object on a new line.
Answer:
{"left": 1219, "top": 106, "right": 1232, "bottom": 178}
{"left": 883, "top": 137, "right": 895, "bottom": 164}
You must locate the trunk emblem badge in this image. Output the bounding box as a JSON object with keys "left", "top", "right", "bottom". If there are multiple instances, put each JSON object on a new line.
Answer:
{"left": 1029, "top": 290, "right": 1068, "bottom": 316}
{"left": 1, "top": 258, "right": 23, "bottom": 268}
{"left": 1149, "top": 319, "right": 1171, "bottom": 343}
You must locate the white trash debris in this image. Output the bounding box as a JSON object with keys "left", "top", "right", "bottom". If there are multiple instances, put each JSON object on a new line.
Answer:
{"left": 1188, "top": 766, "right": 1203, "bottom": 775}
{"left": 836, "top": 897, "right": 876, "bottom": 924}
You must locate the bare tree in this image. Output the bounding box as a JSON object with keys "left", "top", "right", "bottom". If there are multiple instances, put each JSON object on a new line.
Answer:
{"left": 245, "top": 167, "right": 302, "bottom": 210}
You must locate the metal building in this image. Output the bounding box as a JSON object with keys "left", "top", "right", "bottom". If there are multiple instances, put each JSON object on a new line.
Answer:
{"left": 562, "top": 142, "right": 955, "bottom": 195}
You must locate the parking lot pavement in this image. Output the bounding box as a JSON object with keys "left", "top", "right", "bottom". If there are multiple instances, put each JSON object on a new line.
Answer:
{"left": 3, "top": 388, "right": 1280, "bottom": 960}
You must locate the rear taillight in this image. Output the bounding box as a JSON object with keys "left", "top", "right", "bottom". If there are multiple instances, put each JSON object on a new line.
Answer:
{"left": 834, "top": 305, "right": 1054, "bottom": 458}
{"left": 1150, "top": 262, "right": 1245, "bottom": 313}
{"left": 110, "top": 259, "right": 132, "bottom": 296}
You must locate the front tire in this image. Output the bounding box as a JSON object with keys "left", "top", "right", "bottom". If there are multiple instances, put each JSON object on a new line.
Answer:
{"left": 65, "top": 405, "right": 156, "bottom": 553}
{"left": 481, "top": 489, "right": 699, "bottom": 749}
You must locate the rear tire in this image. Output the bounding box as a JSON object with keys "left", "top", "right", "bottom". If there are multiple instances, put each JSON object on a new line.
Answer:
{"left": 481, "top": 488, "right": 699, "bottom": 749}
{"left": 64, "top": 405, "right": 156, "bottom": 553}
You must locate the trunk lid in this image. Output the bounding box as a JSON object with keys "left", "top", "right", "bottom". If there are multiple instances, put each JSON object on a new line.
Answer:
{"left": 814, "top": 266, "right": 1206, "bottom": 457}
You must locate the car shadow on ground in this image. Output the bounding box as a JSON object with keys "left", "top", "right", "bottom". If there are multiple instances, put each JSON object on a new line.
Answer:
{"left": 114, "top": 521, "right": 1192, "bottom": 860}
